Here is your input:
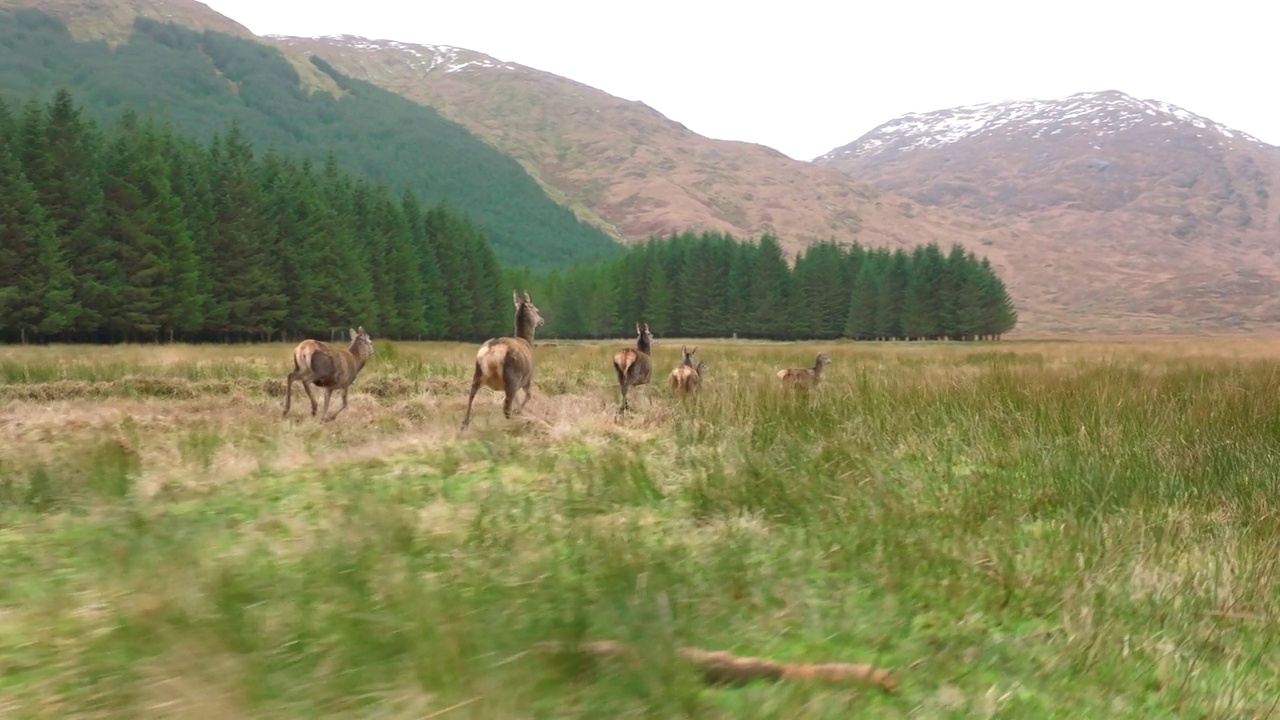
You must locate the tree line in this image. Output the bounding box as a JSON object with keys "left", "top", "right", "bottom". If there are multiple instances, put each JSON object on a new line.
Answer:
{"left": 0, "top": 89, "right": 510, "bottom": 343}
{"left": 508, "top": 232, "right": 1018, "bottom": 341}
{"left": 0, "top": 90, "right": 1016, "bottom": 345}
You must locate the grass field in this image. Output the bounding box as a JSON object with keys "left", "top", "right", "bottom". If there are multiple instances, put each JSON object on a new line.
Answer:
{"left": 1, "top": 336, "right": 1279, "bottom": 718}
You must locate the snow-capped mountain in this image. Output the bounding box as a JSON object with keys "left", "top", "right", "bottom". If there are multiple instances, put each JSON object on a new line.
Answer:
{"left": 817, "top": 90, "right": 1270, "bottom": 164}
{"left": 814, "top": 90, "right": 1280, "bottom": 332}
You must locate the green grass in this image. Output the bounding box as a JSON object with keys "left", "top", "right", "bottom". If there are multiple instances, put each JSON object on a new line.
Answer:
{"left": 0, "top": 337, "right": 1278, "bottom": 717}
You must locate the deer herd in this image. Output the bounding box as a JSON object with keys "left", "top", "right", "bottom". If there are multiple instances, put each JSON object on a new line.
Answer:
{"left": 282, "top": 290, "right": 834, "bottom": 426}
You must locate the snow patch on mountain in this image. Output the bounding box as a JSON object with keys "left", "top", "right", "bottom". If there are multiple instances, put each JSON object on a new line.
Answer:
{"left": 271, "top": 34, "right": 516, "bottom": 74}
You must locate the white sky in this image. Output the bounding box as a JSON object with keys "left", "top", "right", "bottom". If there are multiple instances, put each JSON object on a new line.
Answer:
{"left": 200, "top": 0, "right": 1276, "bottom": 161}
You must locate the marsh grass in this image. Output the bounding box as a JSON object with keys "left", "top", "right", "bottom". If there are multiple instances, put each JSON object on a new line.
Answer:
{"left": 1, "top": 337, "right": 1279, "bottom": 717}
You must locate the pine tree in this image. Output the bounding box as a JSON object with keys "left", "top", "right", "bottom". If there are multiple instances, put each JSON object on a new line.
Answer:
{"left": 748, "top": 234, "right": 790, "bottom": 339}
{"left": 678, "top": 233, "right": 728, "bottom": 336}
{"left": 402, "top": 190, "right": 446, "bottom": 339}
{"left": 845, "top": 252, "right": 883, "bottom": 340}
{"left": 19, "top": 90, "right": 115, "bottom": 340}
{"left": 0, "top": 124, "right": 76, "bottom": 342}
{"left": 643, "top": 259, "right": 674, "bottom": 334}
{"left": 319, "top": 153, "right": 377, "bottom": 332}
{"left": 976, "top": 258, "right": 1018, "bottom": 339}
{"left": 163, "top": 133, "right": 213, "bottom": 339}
{"left": 424, "top": 202, "right": 476, "bottom": 338}
{"left": 874, "top": 249, "right": 910, "bottom": 340}
{"left": 102, "top": 112, "right": 198, "bottom": 340}
{"left": 463, "top": 218, "right": 507, "bottom": 339}
{"left": 206, "top": 122, "right": 287, "bottom": 339}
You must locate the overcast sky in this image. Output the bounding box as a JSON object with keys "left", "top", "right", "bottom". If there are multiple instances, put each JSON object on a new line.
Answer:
{"left": 200, "top": 0, "right": 1276, "bottom": 161}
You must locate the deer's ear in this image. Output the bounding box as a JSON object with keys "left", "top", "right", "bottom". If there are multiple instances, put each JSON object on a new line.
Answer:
{"left": 523, "top": 290, "right": 532, "bottom": 302}
{"left": 349, "top": 327, "right": 358, "bottom": 340}
{"left": 513, "top": 291, "right": 521, "bottom": 308}
{"left": 691, "top": 346, "right": 698, "bottom": 355}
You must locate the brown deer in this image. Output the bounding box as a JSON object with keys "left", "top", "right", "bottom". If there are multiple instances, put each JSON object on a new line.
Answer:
{"left": 668, "top": 345, "right": 707, "bottom": 397}
{"left": 776, "top": 352, "right": 832, "bottom": 388}
{"left": 282, "top": 326, "right": 375, "bottom": 422}
{"left": 459, "top": 290, "right": 547, "bottom": 430}
{"left": 612, "top": 321, "right": 653, "bottom": 412}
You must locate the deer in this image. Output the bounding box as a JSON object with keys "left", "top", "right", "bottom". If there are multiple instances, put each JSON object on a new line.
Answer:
{"left": 668, "top": 345, "right": 707, "bottom": 397}
{"left": 459, "top": 290, "right": 547, "bottom": 430}
{"left": 282, "top": 326, "right": 375, "bottom": 422}
{"left": 776, "top": 352, "right": 832, "bottom": 388}
{"left": 612, "top": 321, "right": 654, "bottom": 412}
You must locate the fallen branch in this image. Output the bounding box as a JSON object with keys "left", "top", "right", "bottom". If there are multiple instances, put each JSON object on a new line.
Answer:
{"left": 532, "top": 640, "right": 899, "bottom": 693}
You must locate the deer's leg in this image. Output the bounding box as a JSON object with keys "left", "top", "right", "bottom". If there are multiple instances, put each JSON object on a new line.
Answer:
{"left": 282, "top": 372, "right": 297, "bottom": 417}
{"left": 301, "top": 381, "right": 319, "bottom": 416}
{"left": 328, "top": 387, "right": 350, "bottom": 420}
{"left": 320, "top": 388, "right": 333, "bottom": 422}
{"left": 459, "top": 364, "right": 484, "bottom": 430}
{"left": 613, "top": 366, "right": 629, "bottom": 412}
{"left": 501, "top": 363, "right": 520, "bottom": 419}
{"left": 611, "top": 368, "right": 627, "bottom": 409}
{"left": 519, "top": 382, "right": 533, "bottom": 412}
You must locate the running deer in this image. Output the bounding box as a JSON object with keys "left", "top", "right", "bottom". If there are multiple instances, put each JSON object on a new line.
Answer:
{"left": 459, "top": 290, "right": 547, "bottom": 430}
{"left": 282, "top": 326, "right": 375, "bottom": 422}
{"left": 776, "top": 352, "right": 832, "bottom": 388}
{"left": 668, "top": 345, "right": 707, "bottom": 397}
{"left": 612, "top": 321, "right": 653, "bottom": 412}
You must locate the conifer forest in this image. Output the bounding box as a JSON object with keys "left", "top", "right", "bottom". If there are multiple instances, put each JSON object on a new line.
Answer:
{"left": 0, "top": 89, "right": 1016, "bottom": 344}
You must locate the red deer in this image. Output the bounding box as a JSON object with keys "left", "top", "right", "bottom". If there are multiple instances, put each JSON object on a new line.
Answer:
{"left": 776, "top": 352, "right": 832, "bottom": 388}
{"left": 282, "top": 326, "right": 375, "bottom": 422}
{"left": 668, "top": 345, "right": 707, "bottom": 397}
{"left": 459, "top": 290, "right": 547, "bottom": 430}
{"left": 612, "top": 321, "right": 653, "bottom": 412}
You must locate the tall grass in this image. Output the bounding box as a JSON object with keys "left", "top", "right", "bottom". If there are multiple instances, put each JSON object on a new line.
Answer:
{"left": 0, "top": 338, "right": 1278, "bottom": 717}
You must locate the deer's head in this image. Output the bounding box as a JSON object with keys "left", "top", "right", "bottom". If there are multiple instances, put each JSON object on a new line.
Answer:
{"left": 349, "top": 326, "right": 374, "bottom": 359}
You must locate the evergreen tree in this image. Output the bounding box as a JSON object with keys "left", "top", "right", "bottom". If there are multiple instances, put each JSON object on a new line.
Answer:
{"left": 874, "top": 249, "right": 910, "bottom": 340}
{"left": 748, "top": 234, "right": 790, "bottom": 339}
{"left": 976, "top": 258, "right": 1018, "bottom": 339}
{"left": 424, "top": 202, "right": 476, "bottom": 338}
{"left": 319, "top": 152, "right": 377, "bottom": 331}
{"left": 206, "top": 122, "right": 287, "bottom": 339}
{"left": 901, "top": 244, "right": 946, "bottom": 340}
{"left": 19, "top": 90, "right": 115, "bottom": 339}
{"left": 101, "top": 112, "right": 197, "bottom": 340}
{"left": 402, "top": 190, "right": 446, "bottom": 339}
{"left": 643, "top": 259, "right": 674, "bottom": 334}
{"left": 845, "top": 252, "right": 883, "bottom": 340}
{"left": 678, "top": 233, "right": 728, "bottom": 336}
{"left": 0, "top": 118, "right": 76, "bottom": 341}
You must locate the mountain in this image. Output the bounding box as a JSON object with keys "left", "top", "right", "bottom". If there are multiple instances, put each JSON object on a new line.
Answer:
{"left": 267, "top": 36, "right": 1005, "bottom": 258}
{"left": 263, "top": 37, "right": 1280, "bottom": 334}
{"left": 815, "top": 91, "right": 1280, "bottom": 332}
{"left": 0, "top": 2, "right": 621, "bottom": 269}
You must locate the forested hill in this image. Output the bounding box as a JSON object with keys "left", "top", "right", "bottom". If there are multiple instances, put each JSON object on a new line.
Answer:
{"left": 0, "top": 8, "right": 621, "bottom": 269}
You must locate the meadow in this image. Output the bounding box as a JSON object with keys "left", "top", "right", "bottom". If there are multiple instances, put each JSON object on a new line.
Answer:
{"left": 0, "top": 336, "right": 1278, "bottom": 718}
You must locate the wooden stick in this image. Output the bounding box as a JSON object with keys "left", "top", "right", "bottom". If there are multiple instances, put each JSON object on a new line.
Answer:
{"left": 532, "top": 640, "right": 899, "bottom": 693}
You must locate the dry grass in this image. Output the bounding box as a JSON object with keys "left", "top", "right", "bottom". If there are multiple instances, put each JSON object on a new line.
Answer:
{"left": 2, "top": 336, "right": 1280, "bottom": 718}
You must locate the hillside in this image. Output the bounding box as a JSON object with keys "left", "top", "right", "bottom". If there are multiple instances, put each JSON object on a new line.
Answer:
{"left": 267, "top": 37, "right": 1009, "bottom": 256}
{"left": 0, "top": 4, "right": 621, "bottom": 269}
{"left": 816, "top": 91, "right": 1280, "bottom": 333}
